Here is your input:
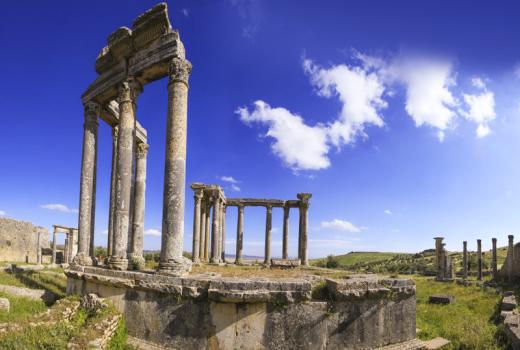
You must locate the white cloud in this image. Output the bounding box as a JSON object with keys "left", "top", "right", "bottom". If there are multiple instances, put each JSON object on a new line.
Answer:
{"left": 230, "top": 184, "right": 241, "bottom": 192}
{"left": 220, "top": 176, "right": 239, "bottom": 184}
{"left": 237, "top": 101, "right": 330, "bottom": 171}
{"left": 304, "top": 59, "right": 387, "bottom": 147}
{"left": 321, "top": 219, "right": 362, "bottom": 233}
{"left": 40, "top": 203, "right": 78, "bottom": 214}
{"left": 0, "top": 210, "right": 6, "bottom": 216}
{"left": 144, "top": 228, "right": 161, "bottom": 236}
{"left": 101, "top": 229, "right": 108, "bottom": 235}
{"left": 384, "top": 209, "right": 392, "bottom": 215}
{"left": 461, "top": 78, "right": 496, "bottom": 138}
{"left": 181, "top": 8, "right": 189, "bottom": 17}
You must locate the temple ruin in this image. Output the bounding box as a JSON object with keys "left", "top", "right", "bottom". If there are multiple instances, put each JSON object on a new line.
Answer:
{"left": 190, "top": 183, "right": 311, "bottom": 265}
{"left": 51, "top": 225, "right": 78, "bottom": 264}
{"left": 65, "top": 4, "right": 418, "bottom": 349}
{"left": 0, "top": 217, "right": 49, "bottom": 263}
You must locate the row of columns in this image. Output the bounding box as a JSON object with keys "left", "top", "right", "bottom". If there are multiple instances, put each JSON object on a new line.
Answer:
{"left": 76, "top": 57, "right": 192, "bottom": 275}
{"left": 191, "top": 186, "right": 311, "bottom": 266}
{"left": 51, "top": 226, "right": 77, "bottom": 264}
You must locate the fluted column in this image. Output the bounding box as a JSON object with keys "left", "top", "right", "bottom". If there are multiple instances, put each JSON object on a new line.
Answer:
{"left": 221, "top": 205, "right": 227, "bottom": 262}
{"left": 477, "top": 239, "right": 482, "bottom": 280}
{"left": 158, "top": 58, "right": 192, "bottom": 275}
{"left": 210, "top": 197, "right": 221, "bottom": 263}
{"left": 75, "top": 101, "right": 100, "bottom": 266}
{"left": 297, "top": 193, "right": 311, "bottom": 266}
{"left": 282, "top": 206, "right": 289, "bottom": 259}
{"left": 462, "top": 241, "right": 468, "bottom": 279}
{"left": 492, "top": 238, "right": 497, "bottom": 280}
{"left": 508, "top": 235, "right": 515, "bottom": 283}
{"left": 264, "top": 206, "right": 272, "bottom": 265}
{"left": 204, "top": 201, "right": 211, "bottom": 262}
{"left": 52, "top": 228, "right": 57, "bottom": 264}
{"left": 192, "top": 189, "right": 203, "bottom": 263}
{"left": 109, "top": 78, "right": 141, "bottom": 270}
{"left": 199, "top": 200, "right": 206, "bottom": 261}
{"left": 107, "top": 126, "right": 119, "bottom": 260}
{"left": 236, "top": 206, "right": 244, "bottom": 265}
{"left": 129, "top": 142, "right": 149, "bottom": 270}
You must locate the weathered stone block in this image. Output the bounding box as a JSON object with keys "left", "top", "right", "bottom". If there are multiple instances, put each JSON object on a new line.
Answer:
{"left": 502, "top": 295, "right": 517, "bottom": 311}
{"left": 0, "top": 298, "right": 9, "bottom": 312}
{"left": 428, "top": 294, "right": 454, "bottom": 304}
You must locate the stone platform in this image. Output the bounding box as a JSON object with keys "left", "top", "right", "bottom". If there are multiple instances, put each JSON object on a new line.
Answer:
{"left": 66, "top": 266, "right": 416, "bottom": 349}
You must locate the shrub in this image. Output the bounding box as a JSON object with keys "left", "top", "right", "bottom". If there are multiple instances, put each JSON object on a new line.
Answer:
{"left": 326, "top": 255, "right": 339, "bottom": 269}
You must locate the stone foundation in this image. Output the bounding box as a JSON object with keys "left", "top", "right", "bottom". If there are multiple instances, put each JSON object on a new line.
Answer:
{"left": 66, "top": 266, "right": 416, "bottom": 349}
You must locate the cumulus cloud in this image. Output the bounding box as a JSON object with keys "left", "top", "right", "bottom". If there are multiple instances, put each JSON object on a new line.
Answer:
{"left": 181, "top": 8, "right": 189, "bottom": 17}
{"left": 0, "top": 210, "right": 6, "bottom": 216}
{"left": 461, "top": 77, "right": 496, "bottom": 138}
{"left": 321, "top": 219, "right": 362, "bottom": 233}
{"left": 230, "top": 184, "right": 241, "bottom": 192}
{"left": 384, "top": 209, "right": 392, "bottom": 215}
{"left": 304, "top": 59, "right": 387, "bottom": 147}
{"left": 40, "top": 204, "right": 78, "bottom": 214}
{"left": 220, "top": 176, "right": 239, "bottom": 184}
{"left": 237, "top": 101, "right": 330, "bottom": 171}
{"left": 144, "top": 228, "right": 161, "bottom": 236}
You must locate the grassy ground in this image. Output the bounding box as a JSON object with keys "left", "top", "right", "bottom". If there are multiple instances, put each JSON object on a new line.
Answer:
{"left": 191, "top": 264, "right": 351, "bottom": 279}
{"left": 413, "top": 276, "right": 502, "bottom": 349}
{"left": 0, "top": 269, "right": 67, "bottom": 299}
{"left": 0, "top": 291, "right": 47, "bottom": 323}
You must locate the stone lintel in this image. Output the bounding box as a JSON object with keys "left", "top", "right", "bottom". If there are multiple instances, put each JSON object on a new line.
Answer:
{"left": 102, "top": 101, "right": 147, "bottom": 143}
{"left": 53, "top": 224, "right": 77, "bottom": 234}
{"left": 226, "top": 198, "right": 287, "bottom": 208}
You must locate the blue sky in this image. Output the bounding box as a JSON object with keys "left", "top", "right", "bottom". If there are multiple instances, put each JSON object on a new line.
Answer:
{"left": 2, "top": 0, "right": 520, "bottom": 257}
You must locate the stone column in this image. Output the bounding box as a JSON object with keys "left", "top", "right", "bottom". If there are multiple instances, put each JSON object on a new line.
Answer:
{"left": 434, "top": 237, "right": 444, "bottom": 280}
{"left": 210, "top": 197, "right": 221, "bottom": 264}
{"left": 199, "top": 200, "right": 206, "bottom": 261}
{"left": 107, "top": 126, "right": 119, "bottom": 259}
{"left": 477, "top": 239, "right": 482, "bottom": 280}
{"left": 297, "top": 193, "right": 311, "bottom": 266}
{"left": 282, "top": 206, "right": 289, "bottom": 260}
{"left": 36, "top": 231, "right": 42, "bottom": 265}
{"left": 129, "top": 142, "right": 149, "bottom": 270}
{"left": 52, "top": 229, "right": 57, "bottom": 265}
{"left": 64, "top": 237, "right": 69, "bottom": 263}
{"left": 235, "top": 206, "right": 244, "bottom": 265}
{"left": 68, "top": 230, "right": 75, "bottom": 263}
{"left": 192, "top": 189, "right": 203, "bottom": 263}
{"left": 508, "top": 235, "right": 515, "bottom": 283}
{"left": 264, "top": 206, "right": 272, "bottom": 265}
{"left": 109, "top": 78, "right": 140, "bottom": 271}
{"left": 462, "top": 241, "right": 468, "bottom": 279}
{"left": 75, "top": 101, "right": 100, "bottom": 266}
{"left": 492, "top": 238, "right": 498, "bottom": 280}
{"left": 158, "top": 58, "right": 192, "bottom": 275}
{"left": 221, "top": 205, "right": 227, "bottom": 263}
{"left": 204, "top": 201, "right": 211, "bottom": 262}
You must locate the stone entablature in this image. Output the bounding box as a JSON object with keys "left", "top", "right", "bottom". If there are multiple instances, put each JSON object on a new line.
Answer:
{"left": 190, "top": 183, "right": 312, "bottom": 266}
{"left": 66, "top": 266, "right": 416, "bottom": 349}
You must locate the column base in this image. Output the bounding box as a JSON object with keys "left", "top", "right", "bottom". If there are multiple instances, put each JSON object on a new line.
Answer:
{"left": 157, "top": 256, "right": 192, "bottom": 276}
{"left": 108, "top": 256, "right": 129, "bottom": 270}
{"left": 128, "top": 253, "right": 146, "bottom": 271}
{"left": 72, "top": 253, "right": 93, "bottom": 266}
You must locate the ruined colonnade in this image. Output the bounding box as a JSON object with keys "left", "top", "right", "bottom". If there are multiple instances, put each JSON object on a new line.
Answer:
{"left": 51, "top": 225, "right": 78, "bottom": 264}
{"left": 190, "top": 183, "right": 312, "bottom": 266}
{"left": 75, "top": 4, "right": 192, "bottom": 275}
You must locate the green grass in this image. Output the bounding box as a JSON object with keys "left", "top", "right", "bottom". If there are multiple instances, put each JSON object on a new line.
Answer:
{"left": 0, "top": 270, "right": 67, "bottom": 299}
{"left": 414, "top": 276, "right": 502, "bottom": 349}
{"left": 0, "top": 291, "right": 47, "bottom": 323}
{"left": 327, "top": 252, "right": 403, "bottom": 266}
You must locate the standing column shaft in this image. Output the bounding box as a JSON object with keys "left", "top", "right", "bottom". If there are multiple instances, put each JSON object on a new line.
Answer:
{"left": 236, "top": 206, "right": 244, "bottom": 264}
{"left": 159, "top": 58, "right": 192, "bottom": 275}
{"left": 434, "top": 237, "right": 444, "bottom": 280}
{"left": 210, "top": 198, "right": 221, "bottom": 263}
{"left": 52, "top": 230, "right": 57, "bottom": 264}
{"left": 130, "top": 142, "right": 149, "bottom": 269}
{"left": 264, "top": 206, "right": 272, "bottom": 265}
{"left": 221, "top": 205, "right": 226, "bottom": 262}
{"left": 192, "top": 190, "right": 203, "bottom": 263}
{"left": 204, "top": 202, "right": 211, "bottom": 261}
{"left": 199, "top": 201, "right": 206, "bottom": 261}
{"left": 69, "top": 231, "right": 75, "bottom": 263}
{"left": 477, "top": 239, "right": 482, "bottom": 280}
{"left": 107, "top": 126, "right": 119, "bottom": 259}
{"left": 297, "top": 193, "right": 311, "bottom": 266}
{"left": 75, "top": 101, "right": 100, "bottom": 266}
{"left": 282, "top": 206, "right": 289, "bottom": 260}
{"left": 36, "top": 232, "right": 42, "bottom": 265}
{"left": 508, "top": 235, "right": 515, "bottom": 283}
{"left": 64, "top": 237, "right": 69, "bottom": 263}
{"left": 462, "top": 241, "right": 468, "bottom": 279}
{"left": 109, "top": 79, "right": 140, "bottom": 270}
{"left": 492, "top": 238, "right": 498, "bottom": 280}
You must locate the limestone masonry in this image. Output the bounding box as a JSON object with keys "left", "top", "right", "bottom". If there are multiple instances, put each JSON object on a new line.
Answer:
{"left": 0, "top": 217, "right": 49, "bottom": 263}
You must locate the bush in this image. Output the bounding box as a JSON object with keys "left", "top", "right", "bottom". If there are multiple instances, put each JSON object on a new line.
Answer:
{"left": 326, "top": 255, "right": 339, "bottom": 269}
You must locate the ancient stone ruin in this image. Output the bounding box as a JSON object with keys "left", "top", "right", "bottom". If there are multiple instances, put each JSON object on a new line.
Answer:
{"left": 0, "top": 217, "right": 49, "bottom": 264}
{"left": 51, "top": 225, "right": 78, "bottom": 264}
{"left": 190, "top": 183, "right": 311, "bottom": 265}
{"left": 65, "top": 4, "right": 418, "bottom": 349}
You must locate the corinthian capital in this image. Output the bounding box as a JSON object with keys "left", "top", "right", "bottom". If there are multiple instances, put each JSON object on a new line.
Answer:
{"left": 84, "top": 101, "right": 100, "bottom": 116}
{"left": 117, "top": 77, "right": 142, "bottom": 104}
{"left": 136, "top": 142, "right": 149, "bottom": 159}
{"left": 112, "top": 125, "right": 119, "bottom": 142}
{"left": 168, "top": 58, "right": 192, "bottom": 86}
